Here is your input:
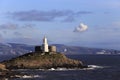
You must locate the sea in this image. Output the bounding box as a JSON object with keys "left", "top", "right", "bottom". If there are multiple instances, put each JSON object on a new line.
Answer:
{"left": 1, "top": 54, "right": 120, "bottom": 80}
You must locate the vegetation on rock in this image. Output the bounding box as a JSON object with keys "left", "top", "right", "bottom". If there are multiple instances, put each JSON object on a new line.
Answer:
{"left": 0, "top": 64, "right": 6, "bottom": 71}
{"left": 2, "top": 52, "right": 83, "bottom": 69}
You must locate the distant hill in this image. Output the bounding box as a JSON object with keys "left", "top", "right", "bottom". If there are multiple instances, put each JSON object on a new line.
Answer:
{"left": 0, "top": 43, "right": 34, "bottom": 55}
{"left": 0, "top": 43, "right": 34, "bottom": 61}
{"left": 0, "top": 43, "right": 120, "bottom": 61}
{"left": 53, "top": 44, "right": 120, "bottom": 55}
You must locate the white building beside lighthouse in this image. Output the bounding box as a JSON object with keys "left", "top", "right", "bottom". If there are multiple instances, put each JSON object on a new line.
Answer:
{"left": 42, "top": 36, "right": 49, "bottom": 52}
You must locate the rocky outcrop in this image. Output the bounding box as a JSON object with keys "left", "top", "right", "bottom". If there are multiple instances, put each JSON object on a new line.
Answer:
{"left": 2, "top": 52, "right": 84, "bottom": 69}
{"left": 0, "top": 64, "right": 7, "bottom": 71}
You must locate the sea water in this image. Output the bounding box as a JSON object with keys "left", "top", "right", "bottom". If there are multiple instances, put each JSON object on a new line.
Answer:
{"left": 1, "top": 54, "right": 120, "bottom": 80}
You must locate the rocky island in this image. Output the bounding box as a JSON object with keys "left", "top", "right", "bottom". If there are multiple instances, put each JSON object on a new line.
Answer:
{"left": 2, "top": 52, "right": 84, "bottom": 69}
{"left": 0, "top": 36, "right": 86, "bottom": 70}
{"left": 0, "top": 52, "right": 85, "bottom": 79}
{"left": 0, "top": 36, "right": 87, "bottom": 78}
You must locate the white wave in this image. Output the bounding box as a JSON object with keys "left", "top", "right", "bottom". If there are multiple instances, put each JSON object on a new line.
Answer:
{"left": 47, "top": 68, "right": 84, "bottom": 71}
{"left": 48, "top": 68, "right": 69, "bottom": 71}
{"left": 13, "top": 65, "right": 107, "bottom": 72}
{"left": 88, "top": 65, "right": 103, "bottom": 68}
{"left": 48, "top": 68, "right": 55, "bottom": 71}
{"left": 85, "top": 65, "right": 104, "bottom": 70}
{"left": 22, "top": 75, "right": 33, "bottom": 78}
{"left": 14, "top": 74, "right": 42, "bottom": 79}
{"left": 56, "top": 68, "right": 68, "bottom": 71}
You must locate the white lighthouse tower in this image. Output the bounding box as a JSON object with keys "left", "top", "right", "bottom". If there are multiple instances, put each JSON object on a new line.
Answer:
{"left": 42, "top": 36, "right": 49, "bottom": 52}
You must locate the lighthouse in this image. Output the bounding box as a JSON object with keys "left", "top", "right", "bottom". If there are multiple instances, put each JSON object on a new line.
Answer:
{"left": 42, "top": 36, "right": 49, "bottom": 52}
{"left": 35, "top": 36, "right": 57, "bottom": 54}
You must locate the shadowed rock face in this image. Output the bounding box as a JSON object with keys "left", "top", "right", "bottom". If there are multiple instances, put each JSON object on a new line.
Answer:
{"left": 2, "top": 52, "right": 84, "bottom": 69}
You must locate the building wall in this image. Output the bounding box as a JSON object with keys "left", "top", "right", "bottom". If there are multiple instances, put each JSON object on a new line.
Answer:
{"left": 49, "top": 46, "right": 56, "bottom": 52}
{"left": 35, "top": 46, "right": 42, "bottom": 52}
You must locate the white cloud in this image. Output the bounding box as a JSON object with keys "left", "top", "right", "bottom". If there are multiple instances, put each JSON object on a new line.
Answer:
{"left": 74, "top": 23, "right": 88, "bottom": 32}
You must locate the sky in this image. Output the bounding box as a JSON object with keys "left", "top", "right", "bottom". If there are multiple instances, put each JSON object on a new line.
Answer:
{"left": 0, "top": 0, "right": 120, "bottom": 50}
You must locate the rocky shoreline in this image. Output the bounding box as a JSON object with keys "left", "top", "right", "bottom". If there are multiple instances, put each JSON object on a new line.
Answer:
{"left": 0, "top": 67, "right": 91, "bottom": 79}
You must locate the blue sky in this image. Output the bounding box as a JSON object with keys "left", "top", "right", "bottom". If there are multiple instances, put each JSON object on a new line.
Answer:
{"left": 0, "top": 0, "right": 120, "bottom": 50}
